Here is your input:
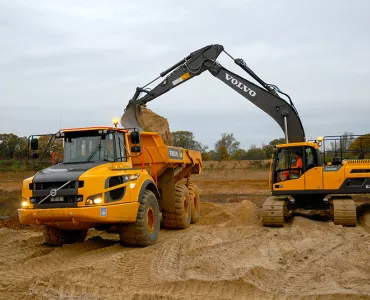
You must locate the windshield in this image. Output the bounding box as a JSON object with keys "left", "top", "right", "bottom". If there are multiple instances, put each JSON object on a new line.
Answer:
{"left": 62, "top": 131, "right": 123, "bottom": 163}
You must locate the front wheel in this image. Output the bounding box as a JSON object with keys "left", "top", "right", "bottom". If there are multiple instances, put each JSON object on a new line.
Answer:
{"left": 119, "top": 190, "right": 160, "bottom": 247}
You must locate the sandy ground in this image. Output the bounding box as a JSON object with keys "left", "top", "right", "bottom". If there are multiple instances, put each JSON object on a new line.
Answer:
{"left": 0, "top": 162, "right": 369, "bottom": 300}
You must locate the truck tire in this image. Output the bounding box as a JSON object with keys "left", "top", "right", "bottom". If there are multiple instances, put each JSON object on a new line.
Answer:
{"left": 43, "top": 225, "right": 87, "bottom": 246}
{"left": 119, "top": 190, "right": 160, "bottom": 247}
{"left": 188, "top": 182, "right": 200, "bottom": 224}
{"left": 163, "top": 183, "right": 191, "bottom": 229}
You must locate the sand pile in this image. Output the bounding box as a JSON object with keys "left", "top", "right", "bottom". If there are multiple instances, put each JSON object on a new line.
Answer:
{"left": 0, "top": 202, "right": 369, "bottom": 300}
{"left": 139, "top": 106, "right": 173, "bottom": 145}
{"left": 362, "top": 211, "right": 370, "bottom": 227}
{"left": 198, "top": 201, "right": 260, "bottom": 226}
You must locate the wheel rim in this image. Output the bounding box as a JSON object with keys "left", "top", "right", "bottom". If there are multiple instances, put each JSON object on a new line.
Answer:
{"left": 147, "top": 205, "right": 155, "bottom": 233}
{"left": 184, "top": 196, "right": 189, "bottom": 217}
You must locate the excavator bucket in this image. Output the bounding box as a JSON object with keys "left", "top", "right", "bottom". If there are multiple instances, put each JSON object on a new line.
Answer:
{"left": 121, "top": 102, "right": 173, "bottom": 145}
{"left": 120, "top": 102, "right": 144, "bottom": 131}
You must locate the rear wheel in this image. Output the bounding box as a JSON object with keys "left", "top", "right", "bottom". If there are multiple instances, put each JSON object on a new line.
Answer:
{"left": 188, "top": 182, "right": 200, "bottom": 224}
{"left": 43, "top": 226, "right": 87, "bottom": 246}
{"left": 119, "top": 190, "right": 160, "bottom": 247}
{"left": 163, "top": 183, "right": 191, "bottom": 229}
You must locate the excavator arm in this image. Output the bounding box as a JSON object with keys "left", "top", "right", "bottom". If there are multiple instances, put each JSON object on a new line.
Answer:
{"left": 121, "top": 44, "right": 306, "bottom": 143}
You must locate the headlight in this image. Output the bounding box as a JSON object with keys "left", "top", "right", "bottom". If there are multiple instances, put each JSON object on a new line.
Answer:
{"left": 86, "top": 193, "right": 103, "bottom": 205}
{"left": 21, "top": 198, "right": 29, "bottom": 207}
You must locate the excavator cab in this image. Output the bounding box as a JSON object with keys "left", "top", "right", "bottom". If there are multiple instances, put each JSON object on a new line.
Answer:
{"left": 271, "top": 142, "right": 323, "bottom": 191}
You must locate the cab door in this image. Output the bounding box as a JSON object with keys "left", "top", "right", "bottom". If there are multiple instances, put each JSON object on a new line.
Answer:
{"left": 272, "top": 146, "right": 305, "bottom": 191}
{"left": 304, "top": 146, "right": 323, "bottom": 190}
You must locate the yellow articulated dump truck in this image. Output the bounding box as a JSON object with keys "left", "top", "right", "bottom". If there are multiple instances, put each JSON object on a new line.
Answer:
{"left": 18, "top": 122, "right": 202, "bottom": 247}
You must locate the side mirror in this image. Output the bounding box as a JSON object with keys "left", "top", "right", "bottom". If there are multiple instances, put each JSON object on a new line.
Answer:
{"left": 31, "top": 138, "right": 39, "bottom": 151}
{"left": 130, "top": 131, "right": 140, "bottom": 144}
{"left": 30, "top": 152, "right": 39, "bottom": 159}
{"left": 131, "top": 146, "right": 141, "bottom": 153}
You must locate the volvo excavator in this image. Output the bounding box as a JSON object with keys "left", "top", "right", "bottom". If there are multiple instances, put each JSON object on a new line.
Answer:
{"left": 121, "top": 44, "right": 370, "bottom": 227}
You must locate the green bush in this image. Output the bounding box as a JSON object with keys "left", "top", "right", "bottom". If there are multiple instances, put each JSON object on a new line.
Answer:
{"left": 0, "top": 159, "right": 48, "bottom": 172}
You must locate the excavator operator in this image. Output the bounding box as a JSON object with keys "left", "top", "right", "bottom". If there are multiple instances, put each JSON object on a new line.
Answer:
{"left": 290, "top": 152, "right": 303, "bottom": 178}
{"left": 281, "top": 151, "right": 302, "bottom": 181}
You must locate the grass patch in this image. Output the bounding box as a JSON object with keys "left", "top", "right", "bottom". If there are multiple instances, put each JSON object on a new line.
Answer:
{"left": 0, "top": 159, "right": 48, "bottom": 172}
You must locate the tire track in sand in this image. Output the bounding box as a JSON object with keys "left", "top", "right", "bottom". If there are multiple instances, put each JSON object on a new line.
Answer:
{"left": 0, "top": 201, "right": 369, "bottom": 299}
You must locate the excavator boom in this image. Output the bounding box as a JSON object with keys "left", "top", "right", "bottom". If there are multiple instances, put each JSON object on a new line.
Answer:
{"left": 121, "top": 44, "right": 306, "bottom": 143}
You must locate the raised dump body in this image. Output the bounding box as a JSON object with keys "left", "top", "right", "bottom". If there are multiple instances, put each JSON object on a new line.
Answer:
{"left": 18, "top": 126, "right": 202, "bottom": 247}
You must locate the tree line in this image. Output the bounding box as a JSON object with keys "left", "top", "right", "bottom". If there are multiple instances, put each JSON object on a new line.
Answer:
{"left": 172, "top": 131, "right": 370, "bottom": 161}
{"left": 0, "top": 134, "right": 61, "bottom": 159}
{"left": 172, "top": 131, "right": 285, "bottom": 161}
{"left": 0, "top": 131, "right": 282, "bottom": 160}
{"left": 1, "top": 131, "right": 369, "bottom": 161}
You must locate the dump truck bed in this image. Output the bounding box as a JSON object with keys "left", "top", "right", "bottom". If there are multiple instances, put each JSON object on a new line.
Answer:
{"left": 128, "top": 131, "right": 202, "bottom": 182}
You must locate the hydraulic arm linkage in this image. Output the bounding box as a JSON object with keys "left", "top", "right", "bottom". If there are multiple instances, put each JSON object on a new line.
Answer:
{"left": 121, "top": 44, "right": 306, "bottom": 143}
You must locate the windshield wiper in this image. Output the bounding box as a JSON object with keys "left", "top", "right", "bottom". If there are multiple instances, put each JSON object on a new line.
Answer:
{"left": 86, "top": 144, "right": 102, "bottom": 162}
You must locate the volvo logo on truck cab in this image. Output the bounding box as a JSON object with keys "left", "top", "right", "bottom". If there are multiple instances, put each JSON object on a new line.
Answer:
{"left": 225, "top": 73, "right": 257, "bottom": 97}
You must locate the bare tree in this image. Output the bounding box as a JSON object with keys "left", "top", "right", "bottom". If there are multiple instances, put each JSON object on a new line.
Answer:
{"left": 214, "top": 133, "right": 240, "bottom": 157}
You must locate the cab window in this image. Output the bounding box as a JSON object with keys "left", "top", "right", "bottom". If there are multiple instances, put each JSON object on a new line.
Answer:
{"left": 274, "top": 147, "right": 303, "bottom": 182}
{"left": 305, "top": 147, "right": 317, "bottom": 170}
{"left": 104, "top": 133, "right": 115, "bottom": 161}
{"left": 115, "top": 132, "right": 127, "bottom": 162}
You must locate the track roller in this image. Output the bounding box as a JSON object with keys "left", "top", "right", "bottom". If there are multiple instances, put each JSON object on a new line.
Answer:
{"left": 262, "top": 196, "right": 288, "bottom": 227}
{"left": 331, "top": 198, "right": 357, "bottom": 226}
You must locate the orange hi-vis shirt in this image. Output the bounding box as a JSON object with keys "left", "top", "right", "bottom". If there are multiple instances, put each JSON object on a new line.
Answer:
{"left": 294, "top": 158, "right": 303, "bottom": 169}
{"left": 291, "top": 158, "right": 303, "bottom": 175}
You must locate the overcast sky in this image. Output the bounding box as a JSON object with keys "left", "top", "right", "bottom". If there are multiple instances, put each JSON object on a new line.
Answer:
{"left": 1, "top": 0, "right": 369, "bottom": 149}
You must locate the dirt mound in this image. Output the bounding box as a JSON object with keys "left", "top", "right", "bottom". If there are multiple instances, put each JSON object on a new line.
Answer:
{"left": 139, "top": 106, "right": 173, "bottom": 145}
{"left": 0, "top": 215, "right": 41, "bottom": 231}
{"left": 198, "top": 200, "right": 260, "bottom": 226}
{"left": 362, "top": 211, "right": 370, "bottom": 227}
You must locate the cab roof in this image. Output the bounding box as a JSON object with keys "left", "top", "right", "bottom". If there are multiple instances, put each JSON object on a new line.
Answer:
{"left": 276, "top": 141, "right": 320, "bottom": 149}
{"left": 60, "top": 126, "right": 128, "bottom": 133}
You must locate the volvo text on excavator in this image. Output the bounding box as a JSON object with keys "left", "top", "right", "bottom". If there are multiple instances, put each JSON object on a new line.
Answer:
{"left": 121, "top": 44, "right": 370, "bottom": 227}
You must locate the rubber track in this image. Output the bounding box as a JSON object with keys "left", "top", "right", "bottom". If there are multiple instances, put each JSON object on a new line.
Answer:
{"left": 332, "top": 199, "right": 357, "bottom": 226}
{"left": 262, "top": 197, "right": 286, "bottom": 227}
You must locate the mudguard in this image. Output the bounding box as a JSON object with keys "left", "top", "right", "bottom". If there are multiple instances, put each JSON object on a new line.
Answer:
{"left": 138, "top": 179, "right": 160, "bottom": 203}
